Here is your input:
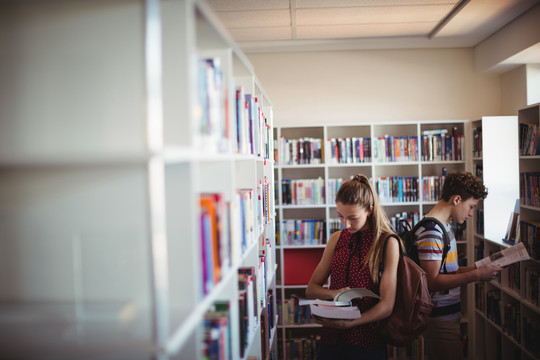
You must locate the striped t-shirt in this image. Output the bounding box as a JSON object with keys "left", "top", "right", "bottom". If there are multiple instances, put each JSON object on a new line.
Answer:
{"left": 415, "top": 220, "right": 461, "bottom": 321}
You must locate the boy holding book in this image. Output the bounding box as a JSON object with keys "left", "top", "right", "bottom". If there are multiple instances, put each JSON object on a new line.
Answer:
{"left": 415, "top": 170, "right": 502, "bottom": 360}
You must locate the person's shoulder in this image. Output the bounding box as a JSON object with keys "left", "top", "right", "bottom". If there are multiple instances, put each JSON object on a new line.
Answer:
{"left": 327, "top": 230, "right": 343, "bottom": 247}
{"left": 415, "top": 218, "right": 445, "bottom": 240}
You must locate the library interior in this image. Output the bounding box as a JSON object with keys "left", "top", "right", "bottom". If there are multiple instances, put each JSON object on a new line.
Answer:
{"left": 1, "top": 0, "right": 540, "bottom": 359}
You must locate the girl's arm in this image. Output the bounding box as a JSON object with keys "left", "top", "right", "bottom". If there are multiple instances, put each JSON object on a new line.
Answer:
{"left": 306, "top": 231, "right": 350, "bottom": 300}
{"left": 313, "top": 235, "right": 401, "bottom": 329}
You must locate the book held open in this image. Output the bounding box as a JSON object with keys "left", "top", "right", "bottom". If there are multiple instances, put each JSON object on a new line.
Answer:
{"left": 298, "top": 288, "right": 380, "bottom": 319}
{"left": 475, "top": 242, "right": 530, "bottom": 268}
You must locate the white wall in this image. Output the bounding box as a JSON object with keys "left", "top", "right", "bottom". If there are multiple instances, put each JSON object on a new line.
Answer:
{"left": 527, "top": 63, "right": 540, "bottom": 105}
{"left": 248, "top": 48, "right": 502, "bottom": 126}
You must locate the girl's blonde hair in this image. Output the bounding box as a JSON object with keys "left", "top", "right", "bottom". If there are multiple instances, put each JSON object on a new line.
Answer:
{"left": 335, "top": 174, "right": 400, "bottom": 283}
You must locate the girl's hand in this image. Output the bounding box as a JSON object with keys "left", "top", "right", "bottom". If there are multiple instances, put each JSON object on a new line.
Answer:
{"left": 311, "top": 314, "right": 357, "bottom": 329}
{"left": 330, "top": 287, "right": 350, "bottom": 299}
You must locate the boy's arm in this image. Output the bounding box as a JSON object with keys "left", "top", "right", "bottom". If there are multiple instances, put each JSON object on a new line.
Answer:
{"left": 457, "top": 265, "right": 476, "bottom": 273}
{"left": 421, "top": 260, "right": 502, "bottom": 292}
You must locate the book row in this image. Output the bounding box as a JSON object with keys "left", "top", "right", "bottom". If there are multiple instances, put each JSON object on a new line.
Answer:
{"left": 202, "top": 285, "right": 275, "bottom": 360}
{"left": 277, "top": 128, "right": 465, "bottom": 166}
{"left": 327, "top": 137, "right": 372, "bottom": 164}
{"left": 520, "top": 220, "right": 540, "bottom": 261}
{"left": 277, "top": 137, "right": 323, "bottom": 165}
{"left": 279, "top": 220, "right": 325, "bottom": 246}
{"left": 376, "top": 177, "right": 419, "bottom": 203}
{"left": 282, "top": 176, "right": 451, "bottom": 205}
{"left": 507, "top": 262, "right": 521, "bottom": 292}
{"left": 477, "top": 266, "right": 540, "bottom": 324}
{"left": 525, "top": 266, "right": 540, "bottom": 307}
{"left": 200, "top": 190, "right": 260, "bottom": 296}
{"left": 276, "top": 336, "right": 431, "bottom": 360}
{"left": 260, "top": 291, "right": 276, "bottom": 360}
{"left": 373, "top": 136, "right": 419, "bottom": 163}
{"left": 473, "top": 126, "right": 483, "bottom": 158}
{"left": 502, "top": 302, "right": 521, "bottom": 342}
{"left": 386, "top": 337, "right": 429, "bottom": 360}
{"left": 476, "top": 209, "right": 485, "bottom": 235}
{"left": 523, "top": 316, "right": 540, "bottom": 357}
{"left": 281, "top": 178, "right": 325, "bottom": 205}
{"left": 278, "top": 336, "right": 319, "bottom": 360}
{"left": 278, "top": 296, "right": 314, "bottom": 326}
{"left": 486, "top": 290, "right": 502, "bottom": 325}
{"left": 520, "top": 172, "right": 540, "bottom": 208}
{"left": 236, "top": 87, "right": 272, "bottom": 158}
{"left": 196, "top": 57, "right": 272, "bottom": 157}
{"left": 420, "top": 130, "right": 465, "bottom": 162}
{"left": 519, "top": 122, "right": 540, "bottom": 156}
{"left": 421, "top": 175, "right": 445, "bottom": 202}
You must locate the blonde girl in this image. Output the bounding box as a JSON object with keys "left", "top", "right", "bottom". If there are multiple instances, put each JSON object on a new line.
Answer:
{"left": 306, "top": 174, "right": 401, "bottom": 360}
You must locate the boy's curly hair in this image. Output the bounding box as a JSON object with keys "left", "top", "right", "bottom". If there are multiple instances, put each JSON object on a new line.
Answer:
{"left": 441, "top": 170, "right": 488, "bottom": 201}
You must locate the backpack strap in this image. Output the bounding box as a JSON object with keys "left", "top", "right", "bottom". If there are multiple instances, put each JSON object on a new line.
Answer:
{"left": 378, "top": 233, "right": 402, "bottom": 285}
{"left": 413, "top": 217, "right": 450, "bottom": 274}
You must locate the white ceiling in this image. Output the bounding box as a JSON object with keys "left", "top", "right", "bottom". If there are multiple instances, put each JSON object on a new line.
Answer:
{"left": 207, "top": 0, "right": 540, "bottom": 53}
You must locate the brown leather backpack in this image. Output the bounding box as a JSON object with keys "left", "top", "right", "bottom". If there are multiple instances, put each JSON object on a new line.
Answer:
{"left": 377, "top": 234, "right": 433, "bottom": 346}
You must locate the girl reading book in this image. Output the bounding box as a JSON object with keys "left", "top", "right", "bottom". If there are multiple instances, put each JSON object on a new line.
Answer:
{"left": 306, "top": 174, "right": 401, "bottom": 360}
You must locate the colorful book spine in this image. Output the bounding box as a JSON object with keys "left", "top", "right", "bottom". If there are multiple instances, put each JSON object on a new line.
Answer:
{"left": 279, "top": 137, "right": 323, "bottom": 165}
{"left": 280, "top": 219, "right": 325, "bottom": 245}
{"left": 375, "top": 176, "right": 419, "bottom": 203}
{"left": 520, "top": 172, "right": 540, "bottom": 208}
{"left": 281, "top": 178, "right": 325, "bottom": 205}
{"left": 202, "top": 301, "right": 231, "bottom": 360}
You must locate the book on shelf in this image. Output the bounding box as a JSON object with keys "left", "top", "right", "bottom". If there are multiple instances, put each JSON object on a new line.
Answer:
{"left": 519, "top": 122, "right": 540, "bottom": 156}
{"left": 238, "top": 266, "right": 258, "bottom": 357}
{"left": 327, "top": 137, "right": 372, "bottom": 164}
{"left": 299, "top": 288, "right": 380, "bottom": 319}
{"left": 279, "top": 137, "right": 322, "bottom": 165}
{"left": 197, "top": 57, "right": 228, "bottom": 153}
{"left": 203, "top": 300, "right": 232, "bottom": 360}
{"left": 520, "top": 172, "right": 540, "bottom": 208}
{"left": 520, "top": 219, "right": 540, "bottom": 260}
{"left": 200, "top": 193, "right": 228, "bottom": 295}
{"left": 503, "top": 199, "right": 520, "bottom": 245}
{"left": 475, "top": 242, "right": 530, "bottom": 268}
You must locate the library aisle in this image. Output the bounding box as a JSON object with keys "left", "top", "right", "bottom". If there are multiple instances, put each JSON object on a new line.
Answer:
{"left": 274, "top": 121, "right": 473, "bottom": 359}
{"left": 0, "top": 1, "right": 278, "bottom": 359}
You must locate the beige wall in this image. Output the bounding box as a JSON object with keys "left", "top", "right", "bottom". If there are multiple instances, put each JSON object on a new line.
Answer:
{"left": 501, "top": 65, "right": 528, "bottom": 115}
{"left": 248, "top": 48, "right": 503, "bottom": 127}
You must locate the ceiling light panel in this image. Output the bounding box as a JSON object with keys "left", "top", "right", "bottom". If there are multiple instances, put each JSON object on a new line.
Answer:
{"left": 215, "top": 10, "right": 291, "bottom": 28}
{"left": 296, "top": 22, "right": 435, "bottom": 38}
{"left": 296, "top": 0, "right": 458, "bottom": 8}
{"left": 229, "top": 26, "right": 292, "bottom": 41}
{"left": 207, "top": 0, "right": 290, "bottom": 11}
{"left": 296, "top": 5, "right": 455, "bottom": 25}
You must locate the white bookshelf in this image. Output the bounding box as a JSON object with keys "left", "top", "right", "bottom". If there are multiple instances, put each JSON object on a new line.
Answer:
{"left": 274, "top": 121, "right": 470, "bottom": 359}
{"left": 471, "top": 114, "right": 540, "bottom": 360}
{"left": 0, "top": 1, "right": 277, "bottom": 359}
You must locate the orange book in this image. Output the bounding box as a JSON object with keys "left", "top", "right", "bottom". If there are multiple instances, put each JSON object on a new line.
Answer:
{"left": 200, "top": 194, "right": 222, "bottom": 285}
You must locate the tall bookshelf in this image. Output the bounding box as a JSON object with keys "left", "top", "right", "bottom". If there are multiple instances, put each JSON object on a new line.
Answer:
{"left": 274, "top": 121, "right": 471, "bottom": 359}
{"left": 517, "top": 103, "right": 540, "bottom": 360}
{"left": 0, "top": 1, "right": 277, "bottom": 359}
{"left": 469, "top": 116, "right": 540, "bottom": 360}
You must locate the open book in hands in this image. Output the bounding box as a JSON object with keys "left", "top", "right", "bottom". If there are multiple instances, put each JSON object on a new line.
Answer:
{"left": 475, "top": 242, "right": 530, "bottom": 268}
{"left": 299, "top": 288, "right": 380, "bottom": 319}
